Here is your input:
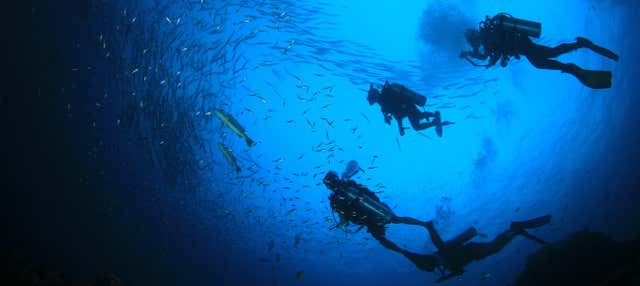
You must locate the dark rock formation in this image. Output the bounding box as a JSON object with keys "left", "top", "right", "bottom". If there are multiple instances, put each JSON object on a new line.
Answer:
{"left": 515, "top": 230, "right": 640, "bottom": 286}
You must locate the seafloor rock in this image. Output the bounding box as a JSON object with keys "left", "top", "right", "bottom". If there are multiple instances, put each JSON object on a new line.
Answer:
{"left": 514, "top": 230, "right": 640, "bottom": 286}
{"left": 0, "top": 249, "right": 123, "bottom": 286}
{"left": 93, "top": 273, "right": 123, "bottom": 286}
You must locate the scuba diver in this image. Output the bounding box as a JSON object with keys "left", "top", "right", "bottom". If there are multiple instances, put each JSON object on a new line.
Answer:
{"left": 460, "top": 13, "right": 619, "bottom": 89}
{"left": 376, "top": 215, "right": 552, "bottom": 283}
{"left": 322, "top": 160, "right": 431, "bottom": 244}
{"left": 367, "top": 81, "right": 454, "bottom": 137}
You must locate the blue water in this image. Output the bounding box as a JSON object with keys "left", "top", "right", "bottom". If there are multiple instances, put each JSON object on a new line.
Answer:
{"left": 11, "top": 0, "right": 640, "bottom": 285}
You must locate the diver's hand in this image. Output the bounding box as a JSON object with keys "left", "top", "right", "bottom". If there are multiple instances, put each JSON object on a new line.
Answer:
{"left": 399, "top": 128, "right": 405, "bottom": 136}
{"left": 384, "top": 115, "right": 391, "bottom": 125}
{"left": 459, "top": 51, "right": 468, "bottom": 59}
{"left": 500, "top": 55, "right": 509, "bottom": 67}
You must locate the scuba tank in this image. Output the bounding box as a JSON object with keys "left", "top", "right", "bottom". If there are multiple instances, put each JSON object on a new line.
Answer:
{"left": 342, "top": 186, "right": 395, "bottom": 225}
{"left": 382, "top": 82, "right": 427, "bottom": 107}
{"left": 341, "top": 160, "right": 364, "bottom": 179}
{"left": 490, "top": 13, "right": 541, "bottom": 38}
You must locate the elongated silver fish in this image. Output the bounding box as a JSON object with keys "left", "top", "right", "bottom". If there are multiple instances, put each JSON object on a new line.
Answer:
{"left": 217, "top": 142, "right": 240, "bottom": 173}
{"left": 213, "top": 109, "right": 254, "bottom": 147}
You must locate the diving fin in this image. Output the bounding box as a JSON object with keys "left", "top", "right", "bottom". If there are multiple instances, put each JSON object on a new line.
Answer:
{"left": 510, "top": 215, "right": 551, "bottom": 245}
{"left": 578, "top": 69, "right": 612, "bottom": 89}
{"left": 510, "top": 215, "right": 552, "bottom": 230}
{"left": 434, "top": 112, "right": 455, "bottom": 138}
{"left": 564, "top": 63, "right": 612, "bottom": 89}
{"left": 518, "top": 230, "right": 548, "bottom": 245}
{"left": 589, "top": 44, "right": 619, "bottom": 61}
{"left": 578, "top": 37, "right": 619, "bottom": 61}
{"left": 434, "top": 111, "right": 443, "bottom": 137}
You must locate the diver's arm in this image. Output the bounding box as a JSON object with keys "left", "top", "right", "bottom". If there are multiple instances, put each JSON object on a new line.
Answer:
{"left": 460, "top": 46, "right": 488, "bottom": 60}
{"left": 329, "top": 193, "right": 353, "bottom": 230}
{"left": 329, "top": 194, "right": 339, "bottom": 210}
{"left": 486, "top": 54, "right": 500, "bottom": 68}
{"left": 462, "top": 46, "right": 499, "bottom": 67}
{"left": 384, "top": 113, "right": 392, "bottom": 125}
{"left": 397, "top": 118, "right": 405, "bottom": 136}
{"left": 463, "top": 56, "right": 488, "bottom": 67}
{"left": 474, "top": 47, "right": 489, "bottom": 60}
{"left": 379, "top": 103, "right": 392, "bottom": 125}
{"left": 466, "top": 53, "right": 499, "bottom": 68}
{"left": 329, "top": 213, "right": 350, "bottom": 230}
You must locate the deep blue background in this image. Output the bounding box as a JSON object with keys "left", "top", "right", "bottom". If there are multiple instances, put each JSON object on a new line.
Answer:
{"left": 3, "top": 0, "right": 639, "bottom": 285}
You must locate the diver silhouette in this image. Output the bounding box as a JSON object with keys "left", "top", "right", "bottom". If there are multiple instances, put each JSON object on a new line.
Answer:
{"left": 367, "top": 81, "right": 454, "bottom": 137}
{"left": 322, "top": 161, "right": 431, "bottom": 244}
{"left": 376, "top": 215, "right": 552, "bottom": 283}
{"left": 461, "top": 13, "right": 619, "bottom": 89}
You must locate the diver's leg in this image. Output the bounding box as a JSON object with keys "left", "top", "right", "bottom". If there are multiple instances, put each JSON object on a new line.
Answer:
{"left": 434, "top": 111, "right": 443, "bottom": 137}
{"left": 371, "top": 231, "right": 404, "bottom": 253}
{"left": 400, "top": 251, "right": 441, "bottom": 273}
{"left": 525, "top": 39, "right": 579, "bottom": 59}
{"left": 421, "top": 111, "right": 435, "bottom": 120}
{"left": 408, "top": 112, "right": 437, "bottom": 131}
{"left": 546, "top": 42, "right": 581, "bottom": 58}
{"left": 577, "top": 37, "right": 619, "bottom": 61}
{"left": 446, "top": 227, "right": 478, "bottom": 247}
{"left": 510, "top": 215, "right": 552, "bottom": 243}
{"left": 392, "top": 216, "right": 431, "bottom": 227}
{"left": 561, "top": 63, "right": 612, "bottom": 89}
{"left": 373, "top": 222, "right": 442, "bottom": 272}
{"left": 461, "top": 229, "right": 517, "bottom": 261}
{"left": 407, "top": 111, "right": 422, "bottom": 128}
{"left": 525, "top": 55, "right": 567, "bottom": 71}
{"left": 510, "top": 215, "right": 551, "bottom": 230}
{"left": 424, "top": 221, "right": 446, "bottom": 250}
{"left": 527, "top": 54, "right": 612, "bottom": 89}
{"left": 530, "top": 39, "right": 618, "bottom": 61}
{"left": 463, "top": 215, "right": 552, "bottom": 261}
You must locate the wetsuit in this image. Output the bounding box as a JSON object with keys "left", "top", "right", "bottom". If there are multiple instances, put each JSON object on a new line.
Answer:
{"left": 375, "top": 216, "right": 552, "bottom": 283}
{"left": 377, "top": 83, "right": 439, "bottom": 136}
{"left": 328, "top": 178, "right": 427, "bottom": 237}
{"left": 463, "top": 14, "right": 618, "bottom": 89}
{"left": 480, "top": 26, "right": 599, "bottom": 72}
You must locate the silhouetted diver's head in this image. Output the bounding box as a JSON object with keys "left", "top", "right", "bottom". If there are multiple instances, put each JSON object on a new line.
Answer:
{"left": 323, "top": 171, "right": 341, "bottom": 191}
{"left": 367, "top": 84, "right": 380, "bottom": 105}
